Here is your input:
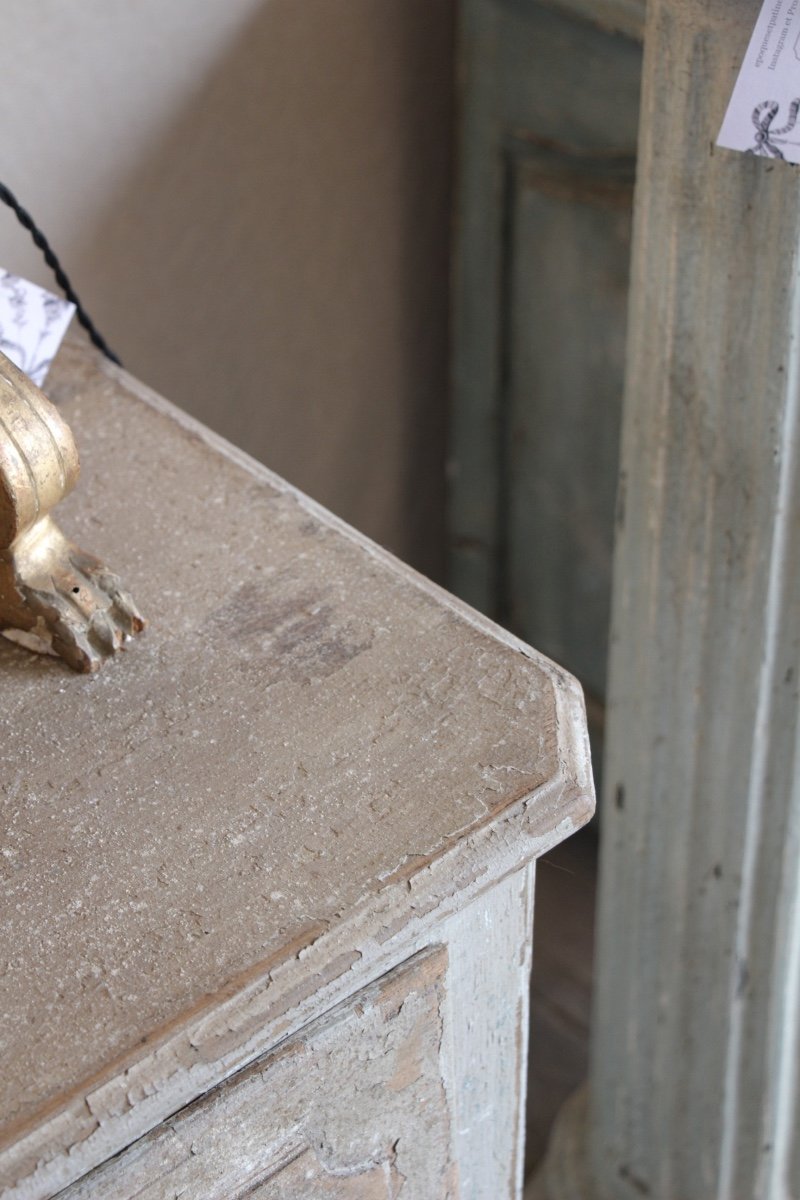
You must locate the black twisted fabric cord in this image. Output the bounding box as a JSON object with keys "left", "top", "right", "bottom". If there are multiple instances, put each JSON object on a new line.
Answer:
{"left": 0, "top": 181, "right": 121, "bottom": 366}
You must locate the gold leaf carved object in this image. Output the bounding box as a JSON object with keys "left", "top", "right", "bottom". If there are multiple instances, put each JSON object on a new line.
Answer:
{"left": 0, "top": 351, "right": 144, "bottom": 672}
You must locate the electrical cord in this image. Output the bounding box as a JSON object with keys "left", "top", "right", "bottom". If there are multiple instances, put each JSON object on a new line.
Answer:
{"left": 0, "top": 180, "right": 121, "bottom": 366}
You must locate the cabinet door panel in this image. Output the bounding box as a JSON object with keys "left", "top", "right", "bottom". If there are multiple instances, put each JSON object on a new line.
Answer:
{"left": 508, "top": 152, "right": 633, "bottom": 700}
{"left": 59, "top": 948, "right": 455, "bottom": 1200}
{"left": 449, "top": 0, "right": 643, "bottom": 778}
{"left": 243, "top": 1147, "right": 400, "bottom": 1198}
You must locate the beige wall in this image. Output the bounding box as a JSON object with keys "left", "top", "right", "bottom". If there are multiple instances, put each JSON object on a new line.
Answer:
{"left": 0, "top": 1, "right": 454, "bottom": 579}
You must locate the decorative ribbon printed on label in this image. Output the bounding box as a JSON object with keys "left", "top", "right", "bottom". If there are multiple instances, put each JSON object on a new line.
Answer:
{"left": 0, "top": 269, "right": 74, "bottom": 387}
{"left": 718, "top": 0, "right": 800, "bottom": 162}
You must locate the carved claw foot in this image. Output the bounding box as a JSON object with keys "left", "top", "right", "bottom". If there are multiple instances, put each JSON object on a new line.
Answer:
{"left": 0, "top": 351, "right": 145, "bottom": 673}
{"left": 1, "top": 519, "right": 145, "bottom": 672}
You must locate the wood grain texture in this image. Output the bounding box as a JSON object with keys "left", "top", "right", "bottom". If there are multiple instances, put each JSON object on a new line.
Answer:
{"left": 0, "top": 340, "right": 593, "bottom": 1198}
{"left": 538, "top": 2, "right": 800, "bottom": 1197}
{"left": 58, "top": 948, "right": 455, "bottom": 1200}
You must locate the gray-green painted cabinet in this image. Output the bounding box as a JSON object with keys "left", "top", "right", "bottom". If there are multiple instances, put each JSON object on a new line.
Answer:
{"left": 449, "top": 0, "right": 644, "bottom": 777}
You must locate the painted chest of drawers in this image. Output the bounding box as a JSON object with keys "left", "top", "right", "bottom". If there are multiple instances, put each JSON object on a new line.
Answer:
{"left": 0, "top": 342, "right": 592, "bottom": 1199}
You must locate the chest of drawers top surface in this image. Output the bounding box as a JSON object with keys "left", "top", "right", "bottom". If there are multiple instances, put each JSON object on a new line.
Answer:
{"left": 0, "top": 341, "right": 591, "bottom": 1194}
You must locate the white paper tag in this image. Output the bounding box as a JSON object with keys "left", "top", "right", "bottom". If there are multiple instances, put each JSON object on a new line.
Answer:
{"left": 0, "top": 269, "right": 75, "bottom": 386}
{"left": 718, "top": 0, "right": 800, "bottom": 162}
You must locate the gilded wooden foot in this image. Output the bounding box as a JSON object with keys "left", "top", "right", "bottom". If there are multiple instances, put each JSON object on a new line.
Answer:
{"left": 0, "top": 351, "right": 144, "bottom": 672}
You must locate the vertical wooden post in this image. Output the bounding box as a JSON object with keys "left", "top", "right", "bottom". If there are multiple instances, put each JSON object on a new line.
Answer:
{"left": 442, "top": 865, "right": 536, "bottom": 1199}
{"left": 535, "top": 1, "right": 800, "bottom": 1196}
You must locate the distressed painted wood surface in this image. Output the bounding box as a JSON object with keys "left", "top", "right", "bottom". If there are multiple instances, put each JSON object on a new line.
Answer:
{"left": 0, "top": 340, "right": 593, "bottom": 1198}
{"left": 58, "top": 867, "right": 537, "bottom": 1200}
{"left": 448, "top": 0, "right": 642, "bottom": 781}
{"left": 58, "top": 948, "right": 455, "bottom": 1199}
{"left": 443, "top": 862, "right": 536, "bottom": 1198}
{"left": 536, "top": 2, "right": 800, "bottom": 1198}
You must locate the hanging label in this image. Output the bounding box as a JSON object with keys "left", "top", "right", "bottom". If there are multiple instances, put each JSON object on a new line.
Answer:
{"left": 718, "top": 0, "right": 800, "bottom": 162}
{"left": 0, "top": 268, "right": 75, "bottom": 386}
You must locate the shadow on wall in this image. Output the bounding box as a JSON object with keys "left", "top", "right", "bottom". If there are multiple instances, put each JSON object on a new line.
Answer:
{"left": 72, "top": 0, "right": 454, "bottom": 580}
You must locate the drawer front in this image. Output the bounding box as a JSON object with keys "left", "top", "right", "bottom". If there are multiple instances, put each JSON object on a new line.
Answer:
{"left": 58, "top": 947, "right": 456, "bottom": 1199}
